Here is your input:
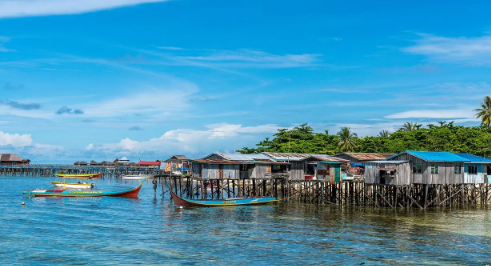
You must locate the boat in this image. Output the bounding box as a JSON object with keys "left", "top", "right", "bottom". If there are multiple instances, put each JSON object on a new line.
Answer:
{"left": 168, "top": 185, "right": 277, "bottom": 207}
{"left": 122, "top": 174, "right": 146, "bottom": 180}
{"left": 55, "top": 172, "right": 103, "bottom": 179}
{"left": 50, "top": 181, "right": 94, "bottom": 189}
{"left": 24, "top": 178, "right": 146, "bottom": 198}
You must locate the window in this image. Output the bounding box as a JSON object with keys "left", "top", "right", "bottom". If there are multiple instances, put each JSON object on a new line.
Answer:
{"left": 468, "top": 165, "right": 478, "bottom": 175}
{"left": 454, "top": 165, "right": 462, "bottom": 174}
{"left": 431, "top": 164, "right": 439, "bottom": 174}
{"left": 413, "top": 164, "right": 422, "bottom": 174}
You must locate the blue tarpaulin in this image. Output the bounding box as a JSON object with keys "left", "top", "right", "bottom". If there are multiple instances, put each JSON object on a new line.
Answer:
{"left": 350, "top": 162, "right": 363, "bottom": 167}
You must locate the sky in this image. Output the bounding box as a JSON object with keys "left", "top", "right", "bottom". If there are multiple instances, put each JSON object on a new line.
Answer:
{"left": 0, "top": 0, "right": 490, "bottom": 163}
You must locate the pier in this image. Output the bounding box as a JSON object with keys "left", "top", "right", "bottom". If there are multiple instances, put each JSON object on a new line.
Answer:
{"left": 2, "top": 164, "right": 491, "bottom": 209}
{"left": 161, "top": 176, "right": 491, "bottom": 209}
{"left": 0, "top": 164, "right": 160, "bottom": 178}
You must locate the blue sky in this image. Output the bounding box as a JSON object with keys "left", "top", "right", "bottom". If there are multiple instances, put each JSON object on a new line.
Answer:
{"left": 0, "top": 0, "right": 490, "bottom": 163}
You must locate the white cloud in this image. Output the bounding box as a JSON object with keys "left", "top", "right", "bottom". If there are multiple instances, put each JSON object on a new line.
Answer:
{"left": 385, "top": 109, "right": 475, "bottom": 119}
{"left": 158, "top": 46, "right": 186, "bottom": 50}
{"left": 87, "top": 123, "right": 281, "bottom": 155}
{"left": 403, "top": 34, "right": 491, "bottom": 65}
{"left": 0, "top": 131, "right": 32, "bottom": 147}
{"left": 83, "top": 85, "right": 198, "bottom": 118}
{"left": 181, "top": 49, "right": 322, "bottom": 68}
{"left": 0, "top": 0, "right": 169, "bottom": 19}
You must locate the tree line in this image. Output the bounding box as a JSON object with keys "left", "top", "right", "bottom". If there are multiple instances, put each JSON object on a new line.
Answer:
{"left": 236, "top": 96, "right": 491, "bottom": 156}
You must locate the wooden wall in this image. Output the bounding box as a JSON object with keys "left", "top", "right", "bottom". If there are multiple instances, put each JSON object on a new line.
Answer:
{"left": 464, "top": 163, "right": 485, "bottom": 184}
{"left": 364, "top": 162, "right": 411, "bottom": 185}
{"left": 290, "top": 161, "right": 305, "bottom": 180}
{"left": 389, "top": 153, "right": 466, "bottom": 184}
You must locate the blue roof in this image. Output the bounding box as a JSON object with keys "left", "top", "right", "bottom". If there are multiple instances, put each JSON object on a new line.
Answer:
{"left": 389, "top": 151, "right": 470, "bottom": 162}
{"left": 454, "top": 153, "right": 491, "bottom": 163}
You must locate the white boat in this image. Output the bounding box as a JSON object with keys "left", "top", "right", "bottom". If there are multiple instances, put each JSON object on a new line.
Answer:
{"left": 51, "top": 181, "right": 94, "bottom": 189}
{"left": 122, "top": 175, "right": 146, "bottom": 180}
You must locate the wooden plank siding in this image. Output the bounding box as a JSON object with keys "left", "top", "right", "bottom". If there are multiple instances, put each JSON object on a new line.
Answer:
{"left": 464, "top": 163, "right": 485, "bottom": 184}
{"left": 365, "top": 162, "right": 411, "bottom": 186}
{"left": 388, "top": 153, "right": 466, "bottom": 184}
{"left": 290, "top": 161, "right": 305, "bottom": 180}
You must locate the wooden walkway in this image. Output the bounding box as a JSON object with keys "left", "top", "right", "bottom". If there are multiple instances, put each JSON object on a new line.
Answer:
{"left": 160, "top": 177, "right": 491, "bottom": 209}
{"left": 0, "top": 164, "right": 160, "bottom": 178}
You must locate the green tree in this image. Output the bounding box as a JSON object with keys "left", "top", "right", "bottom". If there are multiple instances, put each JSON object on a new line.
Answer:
{"left": 400, "top": 122, "right": 422, "bottom": 132}
{"left": 337, "top": 127, "right": 358, "bottom": 152}
{"left": 378, "top": 130, "right": 390, "bottom": 138}
{"left": 475, "top": 96, "right": 491, "bottom": 126}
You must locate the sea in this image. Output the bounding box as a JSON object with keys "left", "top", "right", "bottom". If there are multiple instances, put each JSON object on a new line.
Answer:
{"left": 1, "top": 175, "right": 490, "bottom": 265}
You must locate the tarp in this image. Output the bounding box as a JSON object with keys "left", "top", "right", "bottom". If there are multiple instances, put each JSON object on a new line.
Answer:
{"left": 350, "top": 162, "right": 363, "bottom": 167}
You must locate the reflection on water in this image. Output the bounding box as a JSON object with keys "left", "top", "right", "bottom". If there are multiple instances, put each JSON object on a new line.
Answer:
{"left": 1, "top": 176, "right": 491, "bottom": 265}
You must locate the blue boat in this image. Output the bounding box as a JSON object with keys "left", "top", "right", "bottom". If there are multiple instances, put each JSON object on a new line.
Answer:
{"left": 169, "top": 186, "right": 277, "bottom": 207}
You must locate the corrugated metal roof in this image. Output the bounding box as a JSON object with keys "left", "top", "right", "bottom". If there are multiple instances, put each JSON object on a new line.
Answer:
{"left": 454, "top": 153, "right": 491, "bottom": 163}
{"left": 313, "top": 156, "right": 349, "bottom": 163}
{"left": 334, "top": 153, "right": 394, "bottom": 161}
{"left": 191, "top": 159, "right": 288, "bottom": 165}
{"left": 137, "top": 161, "right": 161, "bottom": 166}
{"left": 367, "top": 160, "right": 408, "bottom": 164}
{"left": 219, "top": 153, "right": 271, "bottom": 161}
{"left": 262, "top": 152, "right": 313, "bottom": 161}
{"left": 395, "top": 151, "right": 470, "bottom": 162}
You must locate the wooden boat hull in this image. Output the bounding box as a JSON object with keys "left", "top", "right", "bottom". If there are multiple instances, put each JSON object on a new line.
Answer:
{"left": 51, "top": 181, "right": 94, "bottom": 189}
{"left": 55, "top": 173, "right": 103, "bottom": 179}
{"left": 24, "top": 178, "right": 145, "bottom": 198}
{"left": 169, "top": 187, "right": 277, "bottom": 207}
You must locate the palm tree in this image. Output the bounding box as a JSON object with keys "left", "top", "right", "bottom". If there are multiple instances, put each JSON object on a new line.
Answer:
{"left": 475, "top": 96, "right": 491, "bottom": 126}
{"left": 400, "top": 122, "right": 422, "bottom": 132}
{"left": 378, "top": 130, "right": 390, "bottom": 138}
{"left": 337, "top": 127, "right": 358, "bottom": 152}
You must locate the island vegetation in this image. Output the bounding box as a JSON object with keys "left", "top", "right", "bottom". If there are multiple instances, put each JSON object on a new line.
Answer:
{"left": 237, "top": 96, "right": 491, "bottom": 156}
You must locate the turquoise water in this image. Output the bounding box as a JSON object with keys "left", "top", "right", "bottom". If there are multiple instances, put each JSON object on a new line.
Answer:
{"left": 1, "top": 176, "right": 491, "bottom": 265}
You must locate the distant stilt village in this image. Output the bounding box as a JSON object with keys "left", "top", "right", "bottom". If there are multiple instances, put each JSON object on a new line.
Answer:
{"left": 2, "top": 149, "right": 491, "bottom": 209}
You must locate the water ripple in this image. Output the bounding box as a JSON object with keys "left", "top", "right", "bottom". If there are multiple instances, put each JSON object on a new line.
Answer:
{"left": 1, "top": 176, "right": 491, "bottom": 265}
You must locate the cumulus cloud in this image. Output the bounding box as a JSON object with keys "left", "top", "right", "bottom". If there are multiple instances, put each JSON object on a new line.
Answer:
{"left": 0, "top": 100, "right": 40, "bottom": 110}
{"left": 0, "top": 131, "right": 32, "bottom": 147}
{"left": 0, "top": 0, "right": 170, "bottom": 19}
{"left": 86, "top": 123, "right": 281, "bottom": 156}
{"left": 56, "top": 106, "right": 84, "bottom": 115}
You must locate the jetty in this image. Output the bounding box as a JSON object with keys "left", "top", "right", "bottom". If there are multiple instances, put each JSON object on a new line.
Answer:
{"left": 3, "top": 151, "right": 491, "bottom": 209}
{"left": 0, "top": 164, "right": 159, "bottom": 178}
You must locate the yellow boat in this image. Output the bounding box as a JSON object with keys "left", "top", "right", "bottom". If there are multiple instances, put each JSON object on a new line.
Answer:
{"left": 50, "top": 181, "right": 94, "bottom": 189}
{"left": 55, "top": 172, "right": 103, "bottom": 179}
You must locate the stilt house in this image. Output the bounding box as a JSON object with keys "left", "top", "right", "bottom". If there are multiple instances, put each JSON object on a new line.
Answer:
{"left": 192, "top": 153, "right": 287, "bottom": 179}
{"left": 365, "top": 151, "right": 491, "bottom": 185}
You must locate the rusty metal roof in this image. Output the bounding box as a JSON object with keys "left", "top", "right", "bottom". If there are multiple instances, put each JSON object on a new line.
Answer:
{"left": 335, "top": 153, "right": 394, "bottom": 161}
{"left": 315, "top": 156, "right": 350, "bottom": 163}
{"left": 191, "top": 159, "right": 289, "bottom": 165}
{"left": 262, "top": 152, "right": 315, "bottom": 161}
